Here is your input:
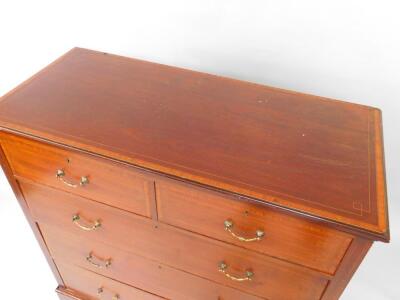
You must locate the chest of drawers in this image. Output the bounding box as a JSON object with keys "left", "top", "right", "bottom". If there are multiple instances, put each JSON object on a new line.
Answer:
{"left": 0, "top": 48, "right": 389, "bottom": 300}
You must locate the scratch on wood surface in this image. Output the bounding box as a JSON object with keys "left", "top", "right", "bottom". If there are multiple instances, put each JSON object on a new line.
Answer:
{"left": 299, "top": 154, "right": 352, "bottom": 167}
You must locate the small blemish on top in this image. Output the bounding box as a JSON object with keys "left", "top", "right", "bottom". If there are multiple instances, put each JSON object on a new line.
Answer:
{"left": 257, "top": 99, "right": 269, "bottom": 104}
{"left": 302, "top": 133, "right": 306, "bottom": 137}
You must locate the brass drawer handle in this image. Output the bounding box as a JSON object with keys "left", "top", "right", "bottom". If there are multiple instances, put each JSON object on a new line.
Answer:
{"left": 86, "top": 252, "right": 111, "bottom": 268}
{"left": 218, "top": 261, "right": 254, "bottom": 281}
{"left": 98, "top": 287, "right": 119, "bottom": 300}
{"left": 56, "top": 169, "right": 89, "bottom": 188}
{"left": 72, "top": 214, "right": 101, "bottom": 231}
{"left": 224, "top": 219, "right": 265, "bottom": 242}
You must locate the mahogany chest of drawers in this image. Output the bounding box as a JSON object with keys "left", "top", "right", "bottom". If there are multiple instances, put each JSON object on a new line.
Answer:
{"left": 0, "top": 48, "right": 389, "bottom": 300}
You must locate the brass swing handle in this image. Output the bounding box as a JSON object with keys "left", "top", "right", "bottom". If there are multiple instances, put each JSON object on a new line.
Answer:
{"left": 86, "top": 252, "right": 111, "bottom": 268}
{"left": 97, "top": 287, "right": 119, "bottom": 300}
{"left": 224, "top": 220, "right": 265, "bottom": 242}
{"left": 56, "top": 169, "right": 89, "bottom": 188}
{"left": 218, "top": 261, "right": 254, "bottom": 281}
{"left": 72, "top": 214, "right": 101, "bottom": 231}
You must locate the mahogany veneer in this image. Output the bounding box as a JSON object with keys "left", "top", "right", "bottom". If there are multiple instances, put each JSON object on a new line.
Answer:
{"left": 0, "top": 48, "right": 389, "bottom": 299}
{"left": 57, "top": 263, "right": 165, "bottom": 300}
{"left": 2, "top": 133, "right": 155, "bottom": 217}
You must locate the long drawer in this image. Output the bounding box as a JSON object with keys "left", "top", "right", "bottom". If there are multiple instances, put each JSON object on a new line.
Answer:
{"left": 57, "top": 263, "right": 164, "bottom": 300}
{"left": 22, "top": 181, "right": 328, "bottom": 300}
{"left": 46, "top": 226, "right": 263, "bottom": 300}
{"left": 1, "top": 133, "right": 154, "bottom": 217}
{"left": 156, "top": 179, "right": 353, "bottom": 274}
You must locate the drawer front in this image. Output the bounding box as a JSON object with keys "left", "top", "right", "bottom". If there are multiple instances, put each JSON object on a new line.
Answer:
{"left": 1, "top": 133, "right": 154, "bottom": 217}
{"left": 57, "top": 263, "right": 164, "bottom": 300}
{"left": 22, "top": 181, "right": 328, "bottom": 300}
{"left": 156, "top": 179, "right": 352, "bottom": 274}
{"left": 47, "top": 227, "right": 264, "bottom": 300}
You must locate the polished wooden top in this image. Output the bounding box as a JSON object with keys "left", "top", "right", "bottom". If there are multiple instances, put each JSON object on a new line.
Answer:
{"left": 0, "top": 48, "right": 389, "bottom": 240}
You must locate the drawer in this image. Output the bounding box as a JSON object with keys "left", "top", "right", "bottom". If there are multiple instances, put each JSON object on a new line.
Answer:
{"left": 1, "top": 133, "right": 154, "bottom": 217}
{"left": 57, "top": 263, "right": 164, "bottom": 300}
{"left": 156, "top": 179, "right": 353, "bottom": 274}
{"left": 47, "top": 227, "right": 263, "bottom": 300}
{"left": 22, "top": 181, "right": 328, "bottom": 300}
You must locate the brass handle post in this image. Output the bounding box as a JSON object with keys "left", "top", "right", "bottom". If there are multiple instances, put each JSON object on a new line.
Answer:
{"left": 56, "top": 169, "right": 89, "bottom": 188}
{"left": 72, "top": 214, "right": 101, "bottom": 231}
{"left": 224, "top": 219, "right": 264, "bottom": 242}
{"left": 218, "top": 261, "right": 254, "bottom": 281}
{"left": 97, "top": 287, "right": 119, "bottom": 300}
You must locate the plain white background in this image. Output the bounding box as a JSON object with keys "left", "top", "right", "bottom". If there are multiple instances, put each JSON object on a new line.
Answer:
{"left": 0, "top": 1, "right": 399, "bottom": 299}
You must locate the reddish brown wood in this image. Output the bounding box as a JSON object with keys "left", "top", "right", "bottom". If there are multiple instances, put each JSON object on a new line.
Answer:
{"left": 56, "top": 286, "right": 86, "bottom": 300}
{"left": 0, "top": 48, "right": 390, "bottom": 299}
{"left": 156, "top": 177, "right": 352, "bottom": 274}
{"left": 321, "top": 237, "right": 372, "bottom": 299}
{"left": 0, "top": 48, "right": 389, "bottom": 239}
{"left": 0, "top": 132, "right": 155, "bottom": 218}
{"left": 20, "top": 180, "right": 328, "bottom": 299}
{"left": 53, "top": 231, "right": 264, "bottom": 300}
{"left": 44, "top": 225, "right": 325, "bottom": 300}
{"left": 58, "top": 263, "right": 165, "bottom": 300}
{"left": 0, "top": 144, "right": 64, "bottom": 286}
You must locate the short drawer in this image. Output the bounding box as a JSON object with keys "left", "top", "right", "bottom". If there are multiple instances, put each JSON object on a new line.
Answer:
{"left": 47, "top": 228, "right": 263, "bottom": 300}
{"left": 1, "top": 132, "right": 154, "bottom": 217}
{"left": 22, "top": 181, "right": 328, "bottom": 300}
{"left": 156, "top": 179, "right": 352, "bottom": 274}
{"left": 57, "top": 263, "right": 164, "bottom": 300}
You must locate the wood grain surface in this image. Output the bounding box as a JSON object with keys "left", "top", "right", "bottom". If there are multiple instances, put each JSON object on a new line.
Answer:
{"left": 43, "top": 225, "right": 326, "bottom": 300}
{"left": 321, "top": 237, "right": 372, "bottom": 299}
{"left": 0, "top": 47, "right": 390, "bottom": 300}
{"left": 57, "top": 263, "right": 165, "bottom": 300}
{"left": 51, "top": 230, "right": 266, "bottom": 300}
{"left": 20, "top": 180, "right": 328, "bottom": 299}
{"left": 0, "top": 48, "right": 389, "bottom": 240}
{"left": 156, "top": 178, "right": 352, "bottom": 274}
{"left": 56, "top": 287, "right": 84, "bottom": 300}
{"left": 1, "top": 132, "right": 155, "bottom": 218}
